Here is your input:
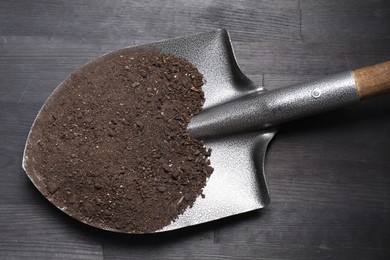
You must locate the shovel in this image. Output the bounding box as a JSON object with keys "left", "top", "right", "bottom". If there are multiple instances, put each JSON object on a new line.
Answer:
{"left": 23, "top": 29, "right": 390, "bottom": 233}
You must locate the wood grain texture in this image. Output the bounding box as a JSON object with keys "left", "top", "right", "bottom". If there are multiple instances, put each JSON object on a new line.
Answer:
{"left": 353, "top": 61, "right": 390, "bottom": 99}
{"left": 0, "top": 204, "right": 104, "bottom": 259}
{"left": 1, "top": 0, "right": 390, "bottom": 259}
{"left": 301, "top": 0, "right": 390, "bottom": 42}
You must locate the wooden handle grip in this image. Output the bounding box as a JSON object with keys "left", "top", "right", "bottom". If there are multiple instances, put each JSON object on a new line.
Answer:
{"left": 352, "top": 61, "right": 390, "bottom": 100}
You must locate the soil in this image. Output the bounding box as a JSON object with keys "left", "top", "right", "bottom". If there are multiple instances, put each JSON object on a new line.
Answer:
{"left": 25, "top": 49, "right": 213, "bottom": 233}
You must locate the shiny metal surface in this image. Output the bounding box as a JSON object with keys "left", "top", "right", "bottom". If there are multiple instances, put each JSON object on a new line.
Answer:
{"left": 161, "top": 131, "right": 275, "bottom": 232}
{"left": 148, "top": 29, "right": 276, "bottom": 232}
{"left": 189, "top": 72, "right": 359, "bottom": 139}
{"left": 23, "top": 29, "right": 276, "bottom": 233}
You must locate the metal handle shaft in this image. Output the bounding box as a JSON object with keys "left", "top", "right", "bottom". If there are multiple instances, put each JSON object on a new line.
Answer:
{"left": 189, "top": 72, "right": 358, "bottom": 139}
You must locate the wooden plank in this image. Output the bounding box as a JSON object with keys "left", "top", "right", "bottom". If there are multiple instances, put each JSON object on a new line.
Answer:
{"left": 264, "top": 74, "right": 320, "bottom": 90}
{"left": 101, "top": 227, "right": 217, "bottom": 260}
{"left": 0, "top": 0, "right": 300, "bottom": 43}
{"left": 0, "top": 102, "right": 41, "bottom": 136}
{"left": 0, "top": 134, "right": 34, "bottom": 205}
{"left": 301, "top": 0, "right": 390, "bottom": 11}
{"left": 233, "top": 40, "right": 390, "bottom": 76}
{"left": 0, "top": 204, "right": 103, "bottom": 260}
{"left": 1, "top": 0, "right": 390, "bottom": 259}
{"left": 301, "top": 0, "right": 390, "bottom": 42}
{"left": 213, "top": 203, "right": 390, "bottom": 260}
{"left": 0, "top": 240, "right": 103, "bottom": 260}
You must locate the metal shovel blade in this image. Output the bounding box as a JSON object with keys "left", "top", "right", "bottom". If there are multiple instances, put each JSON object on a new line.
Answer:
{"left": 146, "top": 29, "right": 276, "bottom": 232}
{"left": 23, "top": 29, "right": 276, "bottom": 233}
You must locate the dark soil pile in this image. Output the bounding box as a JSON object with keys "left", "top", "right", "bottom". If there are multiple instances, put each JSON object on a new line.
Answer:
{"left": 25, "top": 50, "right": 213, "bottom": 233}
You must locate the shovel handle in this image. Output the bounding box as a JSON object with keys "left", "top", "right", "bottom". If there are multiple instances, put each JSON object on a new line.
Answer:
{"left": 189, "top": 60, "right": 390, "bottom": 139}
{"left": 352, "top": 61, "right": 390, "bottom": 100}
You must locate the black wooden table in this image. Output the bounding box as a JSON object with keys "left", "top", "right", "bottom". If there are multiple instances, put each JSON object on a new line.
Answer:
{"left": 1, "top": 1, "right": 390, "bottom": 259}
